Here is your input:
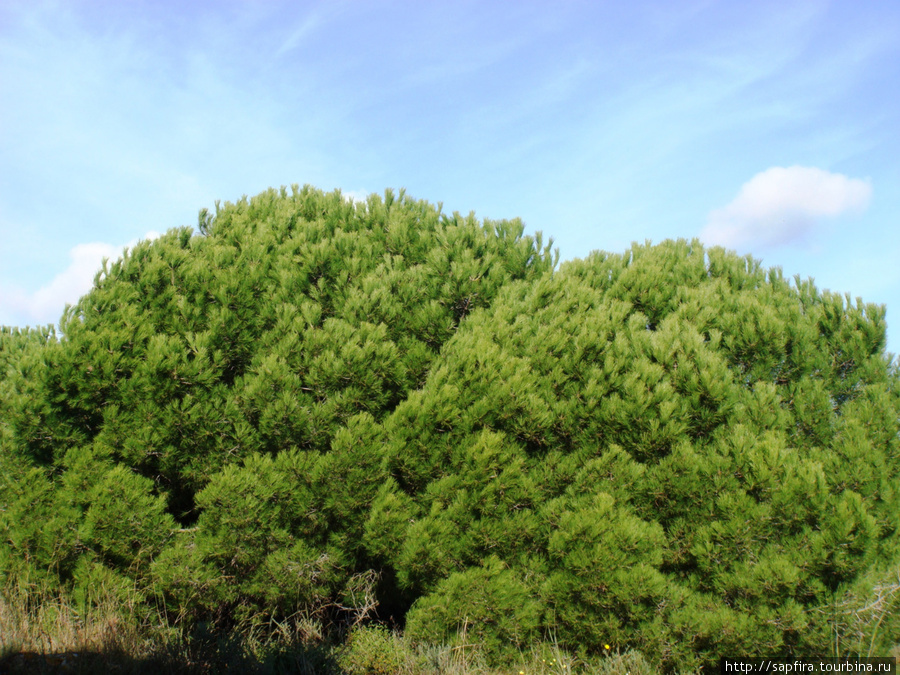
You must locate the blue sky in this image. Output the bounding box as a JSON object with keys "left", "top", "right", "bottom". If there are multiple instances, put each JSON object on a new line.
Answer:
{"left": 2, "top": 0, "right": 899, "bottom": 355}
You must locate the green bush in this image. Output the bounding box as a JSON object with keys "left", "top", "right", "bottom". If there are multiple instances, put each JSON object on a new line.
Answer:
{"left": 1, "top": 187, "right": 897, "bottom": 671}
{"left": 368, "top": 239, "right": 900, "bottom": 668}
{"left": 405, "top": 557, "right": 544, "bottom": 663}
{"left": 339, "top": 625, "right": 407, "bottom": 675}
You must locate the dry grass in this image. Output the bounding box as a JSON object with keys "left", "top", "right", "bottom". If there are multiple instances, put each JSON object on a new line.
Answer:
{"left": 2, "top": 579, "right": 898, "bottom": 674}
{"left": 0, "top": 583, "right": 660, "bottom": 675}
{"left": 0, "top": 582, "right": 178, "bottom": 673}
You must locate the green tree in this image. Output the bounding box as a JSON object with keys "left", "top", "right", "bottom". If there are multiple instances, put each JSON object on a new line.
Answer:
{"left": 2, "top": 191, "right": 897, "bottom": 671}
{"left": 367, "top": 239, "right": 900, "bottom": 669}
{"left": 0, "top": 185, "right": 555, "bottom": 629}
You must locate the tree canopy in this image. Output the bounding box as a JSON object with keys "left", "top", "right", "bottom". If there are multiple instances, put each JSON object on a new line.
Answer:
{"left": 2, "top": 186, "right": 898, "bottom": 671}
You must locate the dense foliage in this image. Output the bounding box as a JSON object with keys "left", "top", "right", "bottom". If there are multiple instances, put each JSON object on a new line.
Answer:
{"left": 2, "top": 186, "right": 898, "bottom": 671}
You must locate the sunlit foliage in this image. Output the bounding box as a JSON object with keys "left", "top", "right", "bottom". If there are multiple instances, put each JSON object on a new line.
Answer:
{"left": 2, "top": 187, "right": 897, "bottom": 670}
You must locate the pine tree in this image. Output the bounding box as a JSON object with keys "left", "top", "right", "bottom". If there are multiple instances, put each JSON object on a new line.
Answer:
{"left": 367, "top": 239, "right": 900, "bottom": 669}
{"left": 0, "top": 185, "right": 556, "bottom": 628}
{"left": 2, "top": 191, "right": 897, "bottom": 671}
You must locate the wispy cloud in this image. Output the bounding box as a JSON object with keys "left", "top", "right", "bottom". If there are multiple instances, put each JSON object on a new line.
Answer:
{"left": 276, "top": 12, "right": 324, "bottom": 56}
{"left": 700, "top": 166, "right": 872, "bottom": 250}
{"left": 0, "top": 232, "right": 160, "bottom": 329}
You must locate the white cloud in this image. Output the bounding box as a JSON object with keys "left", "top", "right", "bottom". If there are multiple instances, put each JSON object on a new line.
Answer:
{"left": 701, "top": 166, "right": 872, "bottom": 250}
{"left": 0, "top": 231, "right": 160, "bottom": 329}
{"left": 341, "top": 189, "right": 371, "bottom": 203}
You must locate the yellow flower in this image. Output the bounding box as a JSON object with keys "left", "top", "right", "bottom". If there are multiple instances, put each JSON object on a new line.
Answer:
{"left": 604, "top": 644, "right": 611, "bottom": 650}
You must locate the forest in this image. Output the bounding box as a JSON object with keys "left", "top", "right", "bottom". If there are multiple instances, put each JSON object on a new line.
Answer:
{"left": 1, "top": 185, "right": 898, "bottom": 673}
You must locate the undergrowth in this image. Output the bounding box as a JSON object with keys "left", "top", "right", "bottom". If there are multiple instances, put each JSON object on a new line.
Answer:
{"left": 2, "top": 577, "right": 898, "bottom": 674}
{"left": 0, "top": 581, "right": 656, "bottom": 674}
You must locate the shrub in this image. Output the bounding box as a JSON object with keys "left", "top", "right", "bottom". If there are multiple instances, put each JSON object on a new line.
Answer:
{"left": 368, "top": 239, "right": 900, "bottom": 669}
{"left": 1, "top": 185, "right": 555, "bottom": 631}
{"left": 2, "top": 189, "right": 897, "bottom": 671}
{"left": 339, "top": 625, "right": 407, "bottom": 675}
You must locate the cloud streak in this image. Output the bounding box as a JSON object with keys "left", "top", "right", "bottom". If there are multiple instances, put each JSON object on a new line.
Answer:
{"left": 701, "top": 166, "right": 872, "bottom": 250}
